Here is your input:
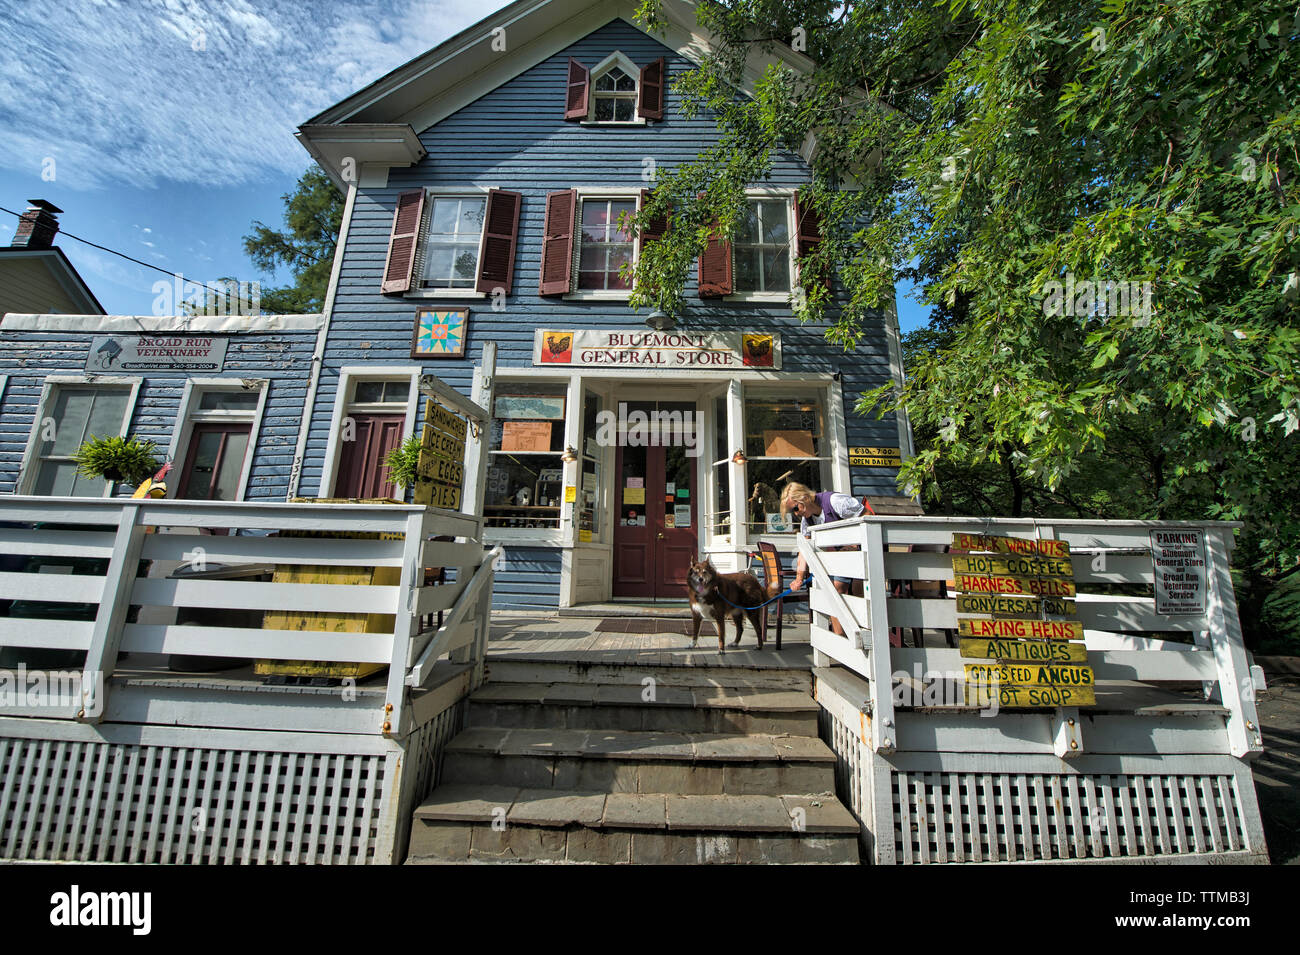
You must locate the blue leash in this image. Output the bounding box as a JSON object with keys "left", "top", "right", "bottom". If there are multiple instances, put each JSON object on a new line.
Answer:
{"left": 710, "top": 587, "right": 796, "bottom": 611}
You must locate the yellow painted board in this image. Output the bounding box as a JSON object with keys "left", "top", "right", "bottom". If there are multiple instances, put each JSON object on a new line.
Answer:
{"left": 424, "top": 398, "right": 467, "bottom": 441}
{"left": 951, "top": 553, "right": 1074, "bottom": 580}
{"left": 953, "top": 533, "right": 1070, "bottom": 559}
{"left": 850, "top": 456, "right": 902, "bottom": 467}
{"left": 421, "top": 428, "right": 466, "bottom": 462}
{"left": 964, "top": 663, "right": 1095, "bottom": 688}
{"left": 849, "top": 446, "right": 902, "bottom": 457}
{"left": 417, "top": 454, "right": 464, "bottom": 485}
{"left": 964, "top": 684, "right": 1097, "bottom": 708}
{"left": 954, "top": 594, "right": 1077, "bottom": 617}
{"left": 959, "top": 638, "right": 1089, "bottom": 663}
{"left": 952, "top": 573, "right": 1077, "bottom": 598}
{"left": 413, "top": 481, "right": 462, "bottom": 509}
{"left": 958, "top": 617, "right": 1084, "bottom": 640}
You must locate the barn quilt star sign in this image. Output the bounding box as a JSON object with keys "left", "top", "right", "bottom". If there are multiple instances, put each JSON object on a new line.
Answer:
{"left": 412, "top": 308, "right": 468, "bottom": 358}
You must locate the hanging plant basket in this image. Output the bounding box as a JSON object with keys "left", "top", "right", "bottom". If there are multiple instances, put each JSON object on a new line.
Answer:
{"left": 72, "top": 435, "right": 160, "bottom": 489}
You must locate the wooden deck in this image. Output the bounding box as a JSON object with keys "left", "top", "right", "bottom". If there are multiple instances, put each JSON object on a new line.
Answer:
{"left": 487, "top": 611, "right": 813, "bottom": 669}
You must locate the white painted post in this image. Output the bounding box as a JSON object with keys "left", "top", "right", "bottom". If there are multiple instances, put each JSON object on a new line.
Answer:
{"left": 1040, "top": 522, "right": 1084, "bottom": 758}
{"left": 1202, "top": 527, "right": 1264, "bottom": 760}
{"left": 384, "top": 509, "right": 426, "bottom": 739}
{"left": 726, "top": 378, "right": 748, "bottom": 553}
{"left": 79, "top": 501, "right": 147, "bottom": 723}
{"left": 461, "top": 341, "right": 496, "bottom": 524}
{"left": 863, "top": 520, "right": 896, "bottom": 754}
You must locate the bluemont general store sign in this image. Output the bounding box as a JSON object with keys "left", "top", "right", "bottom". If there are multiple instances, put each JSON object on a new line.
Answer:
{"left": 86, "top": 335, "right": 228, "bottom": 372}
{"left": 534, "top": 329, "right": 781, "bottom": 369}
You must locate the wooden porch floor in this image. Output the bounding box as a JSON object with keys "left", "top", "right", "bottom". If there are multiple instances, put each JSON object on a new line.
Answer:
{"left": 486, "top": 611, "right": 813, "bottom": 669}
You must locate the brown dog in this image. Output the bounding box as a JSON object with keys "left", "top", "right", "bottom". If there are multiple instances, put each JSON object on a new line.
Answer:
{"left": 686, "top": 558, "right": 766, "bottom": 651}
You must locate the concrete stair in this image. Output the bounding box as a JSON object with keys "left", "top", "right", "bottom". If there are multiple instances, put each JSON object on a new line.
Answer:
{"left": 406, "top": 663, "right": 861, "bottom": 864}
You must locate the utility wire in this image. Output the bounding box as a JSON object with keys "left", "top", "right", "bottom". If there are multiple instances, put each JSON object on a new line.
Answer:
{"left": 0, "top": 204, "right": 234, "bottom": 299}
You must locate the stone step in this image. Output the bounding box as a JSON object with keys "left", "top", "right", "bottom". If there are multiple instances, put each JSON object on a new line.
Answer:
{"left": 468, "top": 682, "right": 820, "bottom": 735}
{"left": 442, "top": 727, "right": 836, "bottom": 794}
{"left": 484, "top": 658, "right": 812, "bottom": 692}
{"left": 407, "top": 786, "right": 860, "bottom": 864}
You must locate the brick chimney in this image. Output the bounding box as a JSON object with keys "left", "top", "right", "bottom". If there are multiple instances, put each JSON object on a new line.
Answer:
{"left": 10, "top": 199, "right": 62, "bottom": 249}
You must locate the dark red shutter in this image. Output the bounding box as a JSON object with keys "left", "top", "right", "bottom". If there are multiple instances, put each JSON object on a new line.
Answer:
{"left": 539, "top": 189, "right": 577, "bottom": 296}
{"left": 637, "top": 189, "right": 670, "bottom": 257}
{"left": 793, "top": 190, "right": 828, "bottom": 289}
{"left": 476, "top": 189, "right": 522, "bottom": 294}
{"left": 381, "top": 190, "right": 425, "bottom": 294}
{"left": 564, "top": 59, "right": 590, "bottom": 120}
{"left": 638, "top": 57, "right": 665, "bottom": 121}
{"left": 697, "top": 226, "right": 732, "bottom": 298}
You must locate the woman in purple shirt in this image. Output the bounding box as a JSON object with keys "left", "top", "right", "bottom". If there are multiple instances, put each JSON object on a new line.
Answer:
{"left": 780, "top": 482, "right": 865, "bottom": 637}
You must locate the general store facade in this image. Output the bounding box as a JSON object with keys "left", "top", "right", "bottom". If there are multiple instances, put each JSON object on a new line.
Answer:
{"left": 0, "top": 1, "right": 914, "bottom": 610}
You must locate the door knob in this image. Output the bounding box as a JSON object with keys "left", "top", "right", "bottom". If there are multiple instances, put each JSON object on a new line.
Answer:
{"left": 657, "top": 532, "right": 664, "bottom": 539}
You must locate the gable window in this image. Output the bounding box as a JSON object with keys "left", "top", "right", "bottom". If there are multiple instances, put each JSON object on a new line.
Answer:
{"left": 578, "top": 197, "right": 636, "bottom": 290}
{"left": 593, "top": 67, "right": 637, "bottom": 122}
{"left": 734, "top": 199, "right": 793, "bottom": 295}
{"left": 421, "top": 196, "right": 486, "bottom": 290}
{"left": 563, "top": 54, "right": 664, "bottom": 124}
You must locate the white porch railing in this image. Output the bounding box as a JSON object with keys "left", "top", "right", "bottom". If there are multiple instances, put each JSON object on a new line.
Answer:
{"left": 0, "top": 496, "right": 498, "bottom": 740}
{"left": 799, "top": 516, "right": 1264, "bottom": 761}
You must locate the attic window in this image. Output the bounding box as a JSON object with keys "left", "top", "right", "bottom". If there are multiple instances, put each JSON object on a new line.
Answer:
{"left": 593, "top": 67, "right": 637, "bottom": 122}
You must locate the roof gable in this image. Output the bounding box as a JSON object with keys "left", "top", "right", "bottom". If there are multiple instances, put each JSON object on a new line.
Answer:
{"left": 297, "top": 0, "right": 814, "bottom": 186}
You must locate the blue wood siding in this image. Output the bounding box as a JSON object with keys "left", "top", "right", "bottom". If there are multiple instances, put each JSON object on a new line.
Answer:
{"left": 492, "top": 547, "right": 563, "bottom": 609}
{"left": 0, "top": 330, "right": 317, "bottom": 498}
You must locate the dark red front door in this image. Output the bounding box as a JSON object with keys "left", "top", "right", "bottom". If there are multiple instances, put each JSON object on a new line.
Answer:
{"left": 612, "top": 403, "right": 697, "bottom": 598}
{"left": 176, "top": 423, "right": 252, "bottom": 501}
{"left": 335, "top": 414, "right": 404, "bottom": 499}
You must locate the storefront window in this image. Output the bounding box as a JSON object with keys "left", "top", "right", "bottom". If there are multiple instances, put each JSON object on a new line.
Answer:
{"left": 486, "top": 383, "right": 566, "bottom": 529}
{"left": 743, "top": 392, "right": 828, "bottom": 536}
{"left": 580, "top": 391, "right": 602, "bottom": 540}
{"left": 709, "top": 395, "right": 731, "bottom": 540}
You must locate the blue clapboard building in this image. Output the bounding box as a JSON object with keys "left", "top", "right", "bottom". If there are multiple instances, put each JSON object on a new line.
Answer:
{"left": 0, "top": 0, "right": 914, "bottom": 610}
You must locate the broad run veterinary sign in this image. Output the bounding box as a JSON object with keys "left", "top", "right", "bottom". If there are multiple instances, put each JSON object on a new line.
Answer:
{"left": 86, "top": 335, "right": 228, "bottom": 372}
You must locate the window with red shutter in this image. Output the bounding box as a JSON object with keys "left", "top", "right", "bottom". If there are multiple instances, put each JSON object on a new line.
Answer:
{"left": 698, "top": 228, "right": 733, "bottom": 298}
{"left": 539, "top": 189, "right": 577, "bottom": 295}
{"left": 792, "top": 190, "right": 828, "bottom": 290}
{"left": 475, "top": 189, "right": 522, "bottom": 294}
{"left": 564, "top": 59, "right": 590, "bottom": 120}
{"left": 637, "top": 188, "right": 669, "bottom": 258}
{"left": 638, "top": 57, "right": 665, "bottom": 121}
{"left": 381, "top": 189, "right": 426, "bottom": 294}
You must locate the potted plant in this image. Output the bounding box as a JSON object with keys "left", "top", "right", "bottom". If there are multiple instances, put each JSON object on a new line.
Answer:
{"left": 73, "top": 434, "right": 160, "bottom": 489}
{"left": 383, "top": 436, "right": 423, "bottom": 495}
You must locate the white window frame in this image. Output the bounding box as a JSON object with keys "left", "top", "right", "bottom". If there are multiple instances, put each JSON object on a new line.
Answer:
{"left": 725, "top": 188, "right": 798, "bottom": 305}
{"left": 319, "top": 367, "right": 420, "bottom": 498}
{"left": 17, "top": 375, "right": 143, "bottom": 497}
{"left": 564, "top": 187, "right": 643, "bottom": 302}
{"left": 406, "top": 186, "right": 496, "bottom": 300}
{"left": 166, "top": 378, "right": 268, "bottom": 501}
{"left": 581, "top": 52, "right": 647, "bottom": 126}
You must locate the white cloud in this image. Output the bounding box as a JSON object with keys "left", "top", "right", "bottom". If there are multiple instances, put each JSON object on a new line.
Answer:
{"left": 0, "top": 0, "right": 504, "bottom": 189}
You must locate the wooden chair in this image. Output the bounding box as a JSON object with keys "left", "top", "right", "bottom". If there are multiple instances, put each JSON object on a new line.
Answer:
{"left": 755, "top": 541, "right": 809, "bottom": 651}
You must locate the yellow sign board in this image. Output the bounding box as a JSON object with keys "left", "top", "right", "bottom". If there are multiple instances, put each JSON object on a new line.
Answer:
{"left": 579, "top": 529, "right": 592, "bottom": 542}
{"left": 564, "top": 486, "right": 577, "bottom": 503}
{"left": 964, "top": 684, "right": 1097, "bottom": 708}
{"left": 953, "top": 573, "right": 1077, "bottom": 598}
{"left": 624, "top": 487, "right": 645, "bottom": 505}
{"left": 417, "top": 455, "right": 464, "bottom": 485}
{"left": 959, "top": 639, "right": 1088, "bottom": 663}
{"left": 952, "top": 553, "right": 1074, "bottom": 580}
{"left": 849, "top": 446, "right": 902, "bottom": 467}
{"left": 964, "top": 663, "right": 1095, "bottom": 688}
{"left": 953, "top": 533, "right": 1070, "bottom": 559}
{"left": 413, "top": 481, "right": 462, "bottom": 510}
{"left": 954, "top": 594, "right": 1077, "bottom": 617}
{"left": 957, "top": 617, "right": 1084, "bottom": 640}
{"left": 425, "top": 400, "right": 468, "bottom": 442}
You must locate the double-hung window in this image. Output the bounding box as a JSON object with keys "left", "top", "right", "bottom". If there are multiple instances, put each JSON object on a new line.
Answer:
{"left": 29, "top": 384, "right": 134, "bottom": 496}
{"left": 577, "top": 196, "right": 637, "bottom": 291}
{"left": 733, "top": 198, "right": 793, "bottom": 295}
{"left": 421, "top": 195, "right": 486, "bottom": 290}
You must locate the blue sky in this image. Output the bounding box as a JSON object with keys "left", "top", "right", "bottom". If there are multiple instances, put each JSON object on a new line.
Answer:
{"left": 0, "top": 0, "right": 932, "bottom": 332}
